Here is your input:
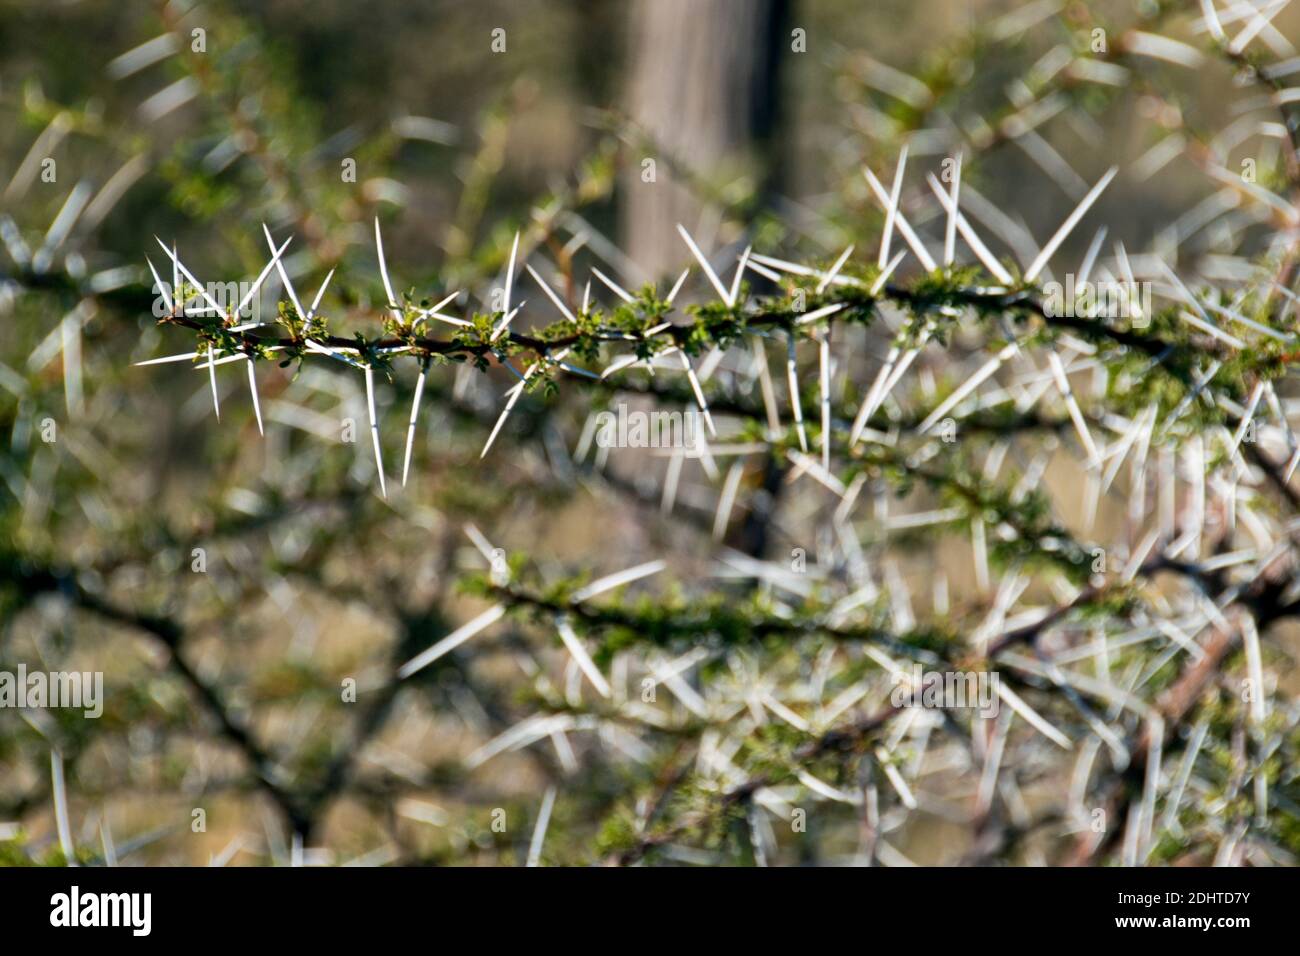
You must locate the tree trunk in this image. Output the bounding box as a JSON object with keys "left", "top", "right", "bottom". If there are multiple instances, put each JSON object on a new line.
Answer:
{"left": 621, "top": 0, "right": 787, "bottom": 278}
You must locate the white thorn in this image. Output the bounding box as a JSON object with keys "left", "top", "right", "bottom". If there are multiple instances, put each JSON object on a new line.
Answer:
{"left": 375, "top": 217, "right": 401, "bottom": 321}
{"left": 365, "top": 365, "right": 387, "bottom": 498}
{"left": 1024, "top": 167, "right": 1117, "bottom": 283}
{"left": 675, "top": 223, "right": 731, "bottom": 303}
{"left": 402, "top": 364, "right": 427, "bottom": 487}
{"left": 246, "top": 356, "right": 263, "bottom": 435}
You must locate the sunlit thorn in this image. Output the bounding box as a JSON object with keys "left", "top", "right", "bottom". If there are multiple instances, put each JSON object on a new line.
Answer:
{"left": 794, "top": 302, "right": 845, "bottom": 326}
{"left": 819, "top": 330, "right": 832, "bottom": 471}
{"left": 146, "top": 256, "right": 173, "bottom": 313}
{"left": 678, "top": 351, "right": 717, "bottom": 438}
{"left": 502, "top": 230, "right": 520, "bottom": 315}
{"left": 526, "top": 786, "right": 558, "bottom": 868}
{"left": 864, "top": 165, "right": 937, "bottom": 271}
{"left": 481, "top": 380, "right": 526, "bottom": 459}
{"left": 925, "top": 172, "right": 1015, "bottom": 283}
{"left": 570, "top": 559, "right": 666, "bottom": 602}
{"left": 524, "top": 262, "right": 577, "bottom": 323}
{"left": 364, "top": 364, "right": 387, "bottom": 498}
{"left": 752, "top": 336, "right": 781, "bottom": 435}
{"left": 675, "top": 223, "right": 732, "bottom": 304}
{"left": 869, "top": 249, "right": 908, "bottom": 296}
{"left": 556, "top": 616, "right": 612, "bottom": 698}
{"left": 879, "top": 145, "right": 908, "bottom": 269}
{"left": 374, "top": 217, "right": 401, "bottom": 322}
{"left": 944, "top": 151, "right": 962, "bottom": 267}
{"left": 308, "top": 268, "right": 335, "bottom": 319}
{"left": 245, "top": 356, "right": 263, "bottom": 436}
{"left": 817, "top": 245, "right": 854, "bottom": 295}
{"left": 713, "top": 461, "right": 744, "bottom": 541}
{"left": 490, "top": 303, "right": 524, "bottom": 343}
{"left": 154, "top": 236, "right": 226, "bottom": 315}
{"left": 591, "top": 266, "right": 634, "bottom": 304}
{"left": 1023, "top": 167, "right": 1117, "bottom": 283}
{"left": 402, "top": 360, "right": 428, "bottom": 487}
{"left": 666, "top": 268, "right": 690, "bottom": 305}
{"left": 263, "top": 223, "right": 304, "bottom": 319}
{"left": 1047, "top": 350, "right": 1099, "bottom": 466}
{"left": 207, "top": 353, "right": 220, "bottom": 421}
{"left": 1228, "top": 0, "right": 1289, "bottom": 56}
{"left": 417, "top": 290, "right": 465, "bottom": 328}
{"left": 918, "top": 341, "right": 1018, "bottom": 434}
{"left": 787, "top": 332, "right": 808, "bottom": 452}
{"left": 1198, "top": 0, "right": 1227, "bottom": 43}
{"left": 1078, "top": 227, "right": 1108, "bottom": 287}
{"left": 236, "top": 233, "right": 291, "bottom": 322}
{"left": 728, "top": 245, "right": 752, "bottom": 307}
{"left": 50, "top": 749, "right": 76, "bottom": 867}
{"left": 398, "top": 605, "right": 506, "bottom": 678}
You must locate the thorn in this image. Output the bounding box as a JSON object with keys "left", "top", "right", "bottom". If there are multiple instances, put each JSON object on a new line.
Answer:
{"left": 146, "top": 256, "right": 172, "bottom": 313}
{"left": 675, "top": 224, "right": 731, "bottom": 303}
{"left": 375, "top": 217, "right": 401, "bottom": 321}
{"left": 591, "top": 266, "right": 634, "bottom": 304}
{"left": 364, "top": 365, "right": 387, "bottom": 498}
{"left": 787, "top": 332, "right": 808, "bottom": 452}
{"left": 944, "top": 151, "right": 962, "bottom": 267}
{"left": 246, "top": 356, "right": 263, "bottom": 435}
{"left": 880, "top": 145, "right": 908, "bottom": 269}
{"left": 1024, "top": 166, "right": 1117, "bottom": 283}
{"left": 402, "top": 362, "right": 427, "bottom": 487}
{"left": 503, "top": 230, "right": 520, "bottom": 315}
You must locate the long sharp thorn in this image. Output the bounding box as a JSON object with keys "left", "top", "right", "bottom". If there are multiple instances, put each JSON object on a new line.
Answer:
{"left": 675, "top": 224, "right": 730, "bottom": 302}
{"left": 402, "top": 363, "right": 427, "bottom": 487}
{"left": 1024, "top": 166, "right": 1117, "bottom": 283}
{"left": 503, "top": 230, "right": 520, "bottom": 315}
{"left": 246, "top": 357, "right": 263, "bottom": 435}
{"left": 525, "top": 262, "right": 577, "bottom": 323}
{"left": 678, "top": 351, "right": 717, "bottom": 437}
{"left": 944, "top": 152, "right": 962, "bottom": 267}
{"left": 880, "top": 145, "right": 908, "bottom": 269}
{"left": 924, "top": 174, "right": 1012, "bottom": 284}
{"left": 787, "top": 332, "right": 808, "bottom": 451}
{"left": 869, "top": 249, "right": 908, "bottom": 295}
{"left": 918, "top": 342, "right": 1017, "bottom": 433}
{"left": 819, "top": 331, "right": 831, "bottom": 470}
{"left": 481, "top": 381, "right": 525, "bottom": 458}
{"left": 375, "top": 217, "right": 401, "bottom": 321}
{"left": 591, "top": 266, "right": 634, "bottom": 303}
{"left": 146, "top": 256, "right": 173, "bottom": 312}
{"left": 667, "top": 268, "right": 690, "bottom": 304}
{"left": 365, "top": 365, "right": 387, "bottom": 498}
{"left": 308, "top": 268, "right": 335, "bottom": 319}
{"left": 864, "top": 166, "right": 936, "bottom": 270}
{"left": 155, "top": 236, "right": 226, "bottom": 316}
{"left": 490, "top": 303, "right": 524, "bottom": 342}
{"left": 728, "top": 245, "right": 752, "bottom": 307}
{"left": 208, "top": 352, "right": 220, "bottom": 421}
{"left": 235, "top": 234, "right": 291, "bottom": 320}
{"left": 817, "top": 245, "right": 854, "bottom": 295}
{"left": 264, "top": 223, "right": 304, "bottom": 319}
